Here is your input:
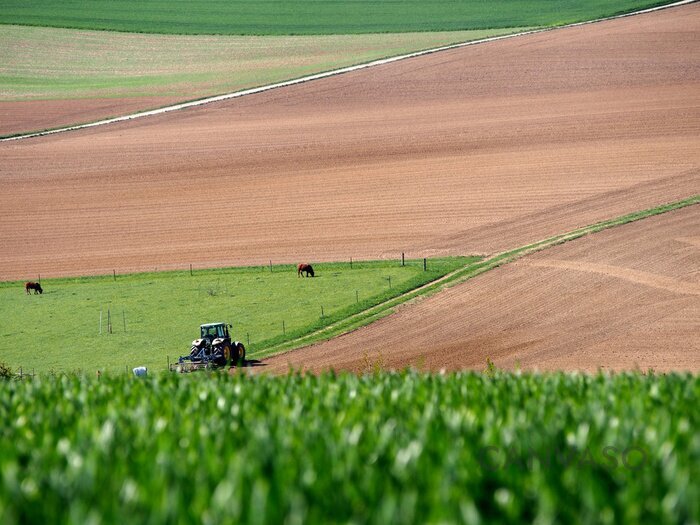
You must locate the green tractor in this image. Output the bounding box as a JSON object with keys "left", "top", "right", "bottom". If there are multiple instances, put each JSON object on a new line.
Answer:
{"left": 173, "top": 322, "right": 246, "bottom": 371}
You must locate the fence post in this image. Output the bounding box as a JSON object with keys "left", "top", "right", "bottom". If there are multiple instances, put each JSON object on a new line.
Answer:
{"left": 190, "top": 264, "right": 193, "bottom": 277}
{"left": 401, "top": 252, "right": 405, "bottom": 267}
{"left": 282, "top": 320, "right": 285, "bottom": 335}
{"left": 269, "top": 260, "right": 273, "bottom": 273}
{"left": 247, "top": 332, "right": 250, "bottom": 349}
{"left": 321, "top": 305, "right": 324, "bottom": 318}
{"left": 356, "top": 290, "right": 359, "bottom": 304}
{"left": 424, "top": 258, "right": 427, "bottom": 271}
{"left": 350, "top": 257, "right": 353, "bottom": 269}
{"left": 113, "top": 269, "right": 116, "bottom": 281}
{"left": 388, "top": 276, "right": 392, "bottom": 289}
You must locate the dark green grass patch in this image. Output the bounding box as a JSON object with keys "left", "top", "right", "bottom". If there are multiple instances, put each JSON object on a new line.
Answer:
{"left": 0, "top": 0, "right": 675, "bottom": 35}
{"left": 0, "top": 371, "right": 697, "bottom": 524}
{"left": 0, "top": 258, "right": 476, "bottom": 373}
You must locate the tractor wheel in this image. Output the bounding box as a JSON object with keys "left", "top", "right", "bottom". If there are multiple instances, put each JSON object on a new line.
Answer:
{"left": 223, "top": 344, "right": 232, "bottom": 363}
{"left": 236, "top": 343, "right": 246, "bottom": 366}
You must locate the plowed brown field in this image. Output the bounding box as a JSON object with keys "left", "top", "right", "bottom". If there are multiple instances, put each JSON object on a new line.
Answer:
{"left": 1, "top": 3, "right": 698, "bottom": 282}
{"left": 0, "top": 97, "right": 182, "bottom": 137}
{"left": 263, "top": 206, "right": 700, "bottom": 373}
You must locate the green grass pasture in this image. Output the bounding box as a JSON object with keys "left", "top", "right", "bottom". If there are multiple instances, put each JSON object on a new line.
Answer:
{"left": 0, "top": 26, "right": 529, "bottom": 101}
{"left": 0, "top": 371, "right": 697, "bottom": 524}
{"left": 0, "top": 0, "right": 674, "bottom": 35}
{"left": 0, "top": 258, "right": 475, "bottom": 373}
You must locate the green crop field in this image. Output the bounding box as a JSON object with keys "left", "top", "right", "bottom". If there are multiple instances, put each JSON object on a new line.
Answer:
{"left": 0, "top": 258, "right": 476, "bottom": 374}
{"left": 0, "top": 26, "right": 528, "bottom": 101}
{"left": 0, "top": 0, "right": 674, "bottom": 35}
{"left": 0, "top": 371, "right": 697, "bottom": 524}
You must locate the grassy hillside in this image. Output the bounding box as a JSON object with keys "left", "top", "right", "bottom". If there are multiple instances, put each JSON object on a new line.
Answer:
{"left": 0, "top": 258, "right": 475, "bottom": 373}
{"left": 0, "top": 0, "right": 673, "bottom": 35}
{"left": 0, "top": 371, "right": 697, "bottom": 524}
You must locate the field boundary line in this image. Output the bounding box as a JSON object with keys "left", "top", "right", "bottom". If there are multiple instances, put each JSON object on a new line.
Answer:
{"left": 2, "top": 0, "right": 696, "bottom": 142}
{"left": 254, "top": 195, "right": 699, "bottom": 360}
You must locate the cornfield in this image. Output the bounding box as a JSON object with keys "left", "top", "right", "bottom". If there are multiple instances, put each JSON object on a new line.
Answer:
{"left": 1, "top": 370, "right": 697, "bottom": 524}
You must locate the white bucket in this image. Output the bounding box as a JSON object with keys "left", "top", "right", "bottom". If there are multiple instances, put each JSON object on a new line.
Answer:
{"left": 132, "top": 366, "right": 148, "bottom": 377}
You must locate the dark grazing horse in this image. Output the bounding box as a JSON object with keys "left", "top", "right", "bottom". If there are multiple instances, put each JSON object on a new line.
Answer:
{"left": 297, "top": 263, "right": 315, "bottom": 277}
{"left": 25, "top": 282, "right": 43, "bottom": 295}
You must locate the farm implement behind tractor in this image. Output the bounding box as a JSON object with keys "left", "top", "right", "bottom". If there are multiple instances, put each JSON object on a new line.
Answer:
{"left": 171, "top": 322, "right": 246, "bottom": 372}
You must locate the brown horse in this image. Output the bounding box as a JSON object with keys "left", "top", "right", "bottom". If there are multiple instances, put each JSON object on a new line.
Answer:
{"left": 297, "top": 263, "right": 315, "bottom": 277}
{"left": 25, "top": 282, "right": 43, "bottom": 295}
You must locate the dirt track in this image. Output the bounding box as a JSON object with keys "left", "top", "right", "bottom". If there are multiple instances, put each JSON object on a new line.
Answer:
{"left": 262, "top": 206, "right": 700, "bottom": 373}
{"left": 1, "top": 3, "right": 699, "bottom": 282}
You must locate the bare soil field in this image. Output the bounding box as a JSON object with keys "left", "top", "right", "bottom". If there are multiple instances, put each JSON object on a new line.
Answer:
{"left": 0, "top": 3, "right": 698, "bottom": 281}
{"left": 0, "top": 97, "right": 182, "bottom": 137}
{"left": 263, "top": 206, "right": 700, "bottom": 373}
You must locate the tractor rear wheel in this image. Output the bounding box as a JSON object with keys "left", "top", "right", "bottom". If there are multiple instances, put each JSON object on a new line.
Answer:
{"left": 236, "top": 343, "right": 246, "bottom": 366}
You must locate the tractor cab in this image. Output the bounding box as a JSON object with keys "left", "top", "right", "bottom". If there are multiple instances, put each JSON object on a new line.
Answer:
{"left": 200, "top": 322, "right": 229, "bottom": 342}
